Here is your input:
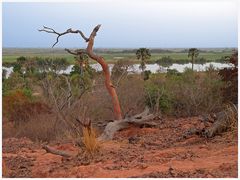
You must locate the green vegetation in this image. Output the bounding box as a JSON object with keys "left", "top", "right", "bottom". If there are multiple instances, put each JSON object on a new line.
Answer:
{"left": 145, "top": 68, "right": 224, "bottom": 116}
{"left": 136, "top": 48, "right": 151, "bottom": 71}
{"left": 188, "top": 48, "right": 199, "bottom": 70}
{"left": 2, "top": 48, "right": 234, "bottom": 64}
{"left": 2, "top": 50, "right": 237, "bottom": 142}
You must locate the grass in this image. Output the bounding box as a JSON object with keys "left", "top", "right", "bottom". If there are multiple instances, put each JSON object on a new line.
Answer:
{"left": 82, "top": 126, "right": 99, "bottom": 155}
{"left": 150, "top": 52, "right": 231, "bottom": 61}
{"left": 2, "top": 48, "right": 233, "bottom": 64}
{"left": 225, "top": 103, "right": 238, "bottom": 132}
{"left": 2, "top": 160, "right": 9, "bottom": 177}
{"left": 3, "top": 54, "right": 76, "bottom": 64}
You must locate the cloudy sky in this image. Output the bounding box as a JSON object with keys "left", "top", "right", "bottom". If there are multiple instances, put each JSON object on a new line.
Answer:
{"left": 2, "top": 0, "right": 238, "bottom": 48}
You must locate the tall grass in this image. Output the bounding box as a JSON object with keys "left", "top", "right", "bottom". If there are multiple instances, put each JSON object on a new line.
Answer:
{"left": 225, "top": 103, "right": 238, "bottom": 133}
{"left": 2, "top": 160, "right": 9, "bottom": 177}
{"left": 82, "top": 126, "right": 99, "bottom": 156}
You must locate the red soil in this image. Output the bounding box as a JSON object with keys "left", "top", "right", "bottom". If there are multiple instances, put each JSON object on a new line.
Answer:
{"left": 2, "top": 117, "right": 238, "bottom": 178}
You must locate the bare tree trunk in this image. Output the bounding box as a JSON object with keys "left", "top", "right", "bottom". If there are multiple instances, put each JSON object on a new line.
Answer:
{"left": 86, "top": 25, "right": 123, "bottom": 120}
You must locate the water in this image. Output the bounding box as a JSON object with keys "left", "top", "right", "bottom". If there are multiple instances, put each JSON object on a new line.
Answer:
{"left": 3, "top": 62, "right": 233, "bottom": 78}
{"left": 2, "top": 66, "right": 13, "bottom": 78}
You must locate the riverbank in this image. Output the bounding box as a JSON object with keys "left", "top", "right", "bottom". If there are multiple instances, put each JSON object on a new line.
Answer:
{"left": 2, "top": 62, "right": 233, "bottom": 79}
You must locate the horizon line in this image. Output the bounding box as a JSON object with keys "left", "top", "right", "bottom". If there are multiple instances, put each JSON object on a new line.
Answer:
{"left": 2, "top": 47, "right": 237, "bottom": 49}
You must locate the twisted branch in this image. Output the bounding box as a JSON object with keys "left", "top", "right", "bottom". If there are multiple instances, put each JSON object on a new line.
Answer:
{"left": 64, "top": 48, "right": 78, "bottom": 55}
{"left": 64, "top": 48, "right": 86, "bottom": 56}
{"left": 38, "top": 26, "right": 89, "bottom": 47}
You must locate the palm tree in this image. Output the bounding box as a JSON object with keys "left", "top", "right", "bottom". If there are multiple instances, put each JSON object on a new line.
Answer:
{"left": 188, "top": 48, "right": 199, "bottom": 71}
{"left": 136, "top": 48, "right": 151, "bottom": 72}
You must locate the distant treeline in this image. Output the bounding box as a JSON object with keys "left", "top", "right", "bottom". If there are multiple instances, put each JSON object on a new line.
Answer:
{"left": 3, "top": 48, "right": 235, "bottom": 55}
{"left": 94, "top": 48, "right": 235, "bottom": 53}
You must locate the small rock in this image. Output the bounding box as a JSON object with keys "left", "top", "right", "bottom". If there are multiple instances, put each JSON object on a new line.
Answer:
{"left": 199, "top": 145, "right": 207, "bottom": 149}
{"left": 19, "top": 166, "right": 26, "bottom": 169}
{"left": 139, "top": 163, "right": 148, "bottom": 169}
{"left": 128, "top": 136, "right": 140, "bottom": 144}
{"left": 206, "top": 174, "right": 213, "bottom": 178}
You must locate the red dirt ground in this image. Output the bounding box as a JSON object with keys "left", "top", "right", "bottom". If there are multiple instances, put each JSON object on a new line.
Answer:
{"left": 2, "top": 117, "right": 238, "bottom": 178}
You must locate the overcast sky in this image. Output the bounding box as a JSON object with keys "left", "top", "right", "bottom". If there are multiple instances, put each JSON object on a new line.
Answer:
{"left": 2, "top": 0, "right": 238, "bottom": 48}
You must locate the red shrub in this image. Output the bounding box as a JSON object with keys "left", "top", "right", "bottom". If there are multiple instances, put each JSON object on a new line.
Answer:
{"left": 3, "top": 90, "right": 51, "bottom": 126}
{"left": 218, "top": 51, "right": 238, "bottom": 104}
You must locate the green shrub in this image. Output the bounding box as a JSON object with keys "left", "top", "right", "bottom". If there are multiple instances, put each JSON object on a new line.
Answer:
{"left": 145, "top": 82, "right": 173, "bottom": 113}
{"left": 13, "top": 63, "right": 22, "bottom": 73}
{"left": 2, "top": 69, "right": 7, "bottom": 81}
{"left": 145, "top": 69, "right": 224, "bottom": 116}
{"left": 166, "top": 69, "right": 180, "bottom": 76}
{"left": 17, "top": 56, "right": 27, "bottom": 64}
{"left": 3, "top": 72, "right": 27, "bottom": 96}
{"left": 143, "top": 70, "right": 151, "bottom": 81}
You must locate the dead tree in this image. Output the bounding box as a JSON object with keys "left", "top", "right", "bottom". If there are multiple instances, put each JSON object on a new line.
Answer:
{"left": 39, "top": 25, "right": 155, "bottom": 140}
{"left": 39, "top": 25, "right": 122, "bottom": 120}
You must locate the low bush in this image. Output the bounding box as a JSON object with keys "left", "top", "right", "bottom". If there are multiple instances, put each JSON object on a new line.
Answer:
{"left": 117, "top": 75, "right": 146, "bottom": 117}
{"left": 3, "top": 89, "right": 50, "bottom": 127}
{"left": 145, "top": 68, "right": 224, "bottom": 116}
{"left": 111, "top": 60, "right": 133, "bottom": 79}
{"left": 218, "top": 51, "right": 238, "bottom": 104}
{"left": 13, "top": 114, "right": 61, "bottom": 142}
{"left": 155, "top": 56, "right": 174, "bottom": 67}
{"left": 145, "top": 82, "right": 173, "bottom": 114}
{"left": 2, "top": 72, "right": 31, "bottom": 96}
{"left": 143, "top": 70, "right": 151, "bottom": 80}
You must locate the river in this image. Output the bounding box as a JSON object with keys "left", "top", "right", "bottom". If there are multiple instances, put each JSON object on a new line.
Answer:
{"left": 3, "top": 62, "right": 233, "bottom": 78}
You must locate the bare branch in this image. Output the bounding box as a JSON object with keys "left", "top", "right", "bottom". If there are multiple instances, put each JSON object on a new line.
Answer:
{"left": 75, "top": 117, "right": 91, "bottom": 128}
{"left": 64, "top": 48, "right": 86, "bottom": 56}
{"left": 64, "top": 48, "right": 78, "bottom": 55}
{"left": 38, "top": 26, "right": 89, "bottom": 47}
{"left": 115, "top": 71, "right": 128, "bottom": 87}
{"left": 59, "top": 75, "right": 72, "bottom": 110}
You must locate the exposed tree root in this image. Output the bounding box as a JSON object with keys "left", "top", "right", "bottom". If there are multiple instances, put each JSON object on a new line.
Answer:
{"left": 98, "top": 107, "right": 155, "bottom": 141}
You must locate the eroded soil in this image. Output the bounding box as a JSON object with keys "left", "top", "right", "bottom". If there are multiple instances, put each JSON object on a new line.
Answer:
{"left": 2, "top": 117, "right": 238, "bottom": 178}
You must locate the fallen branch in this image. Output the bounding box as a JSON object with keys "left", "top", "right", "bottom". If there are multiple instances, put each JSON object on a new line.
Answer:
{"left": 98, "top": 107, "right": 155, "bottom": 141}
{"left": 202, "top": 104, "right": 238, "bottom": 138}
{"left": 43, "top": 145, "right": 72, "bottom": 158}
{"left": 182, "top": 104, "right": 238, "bottom": 139}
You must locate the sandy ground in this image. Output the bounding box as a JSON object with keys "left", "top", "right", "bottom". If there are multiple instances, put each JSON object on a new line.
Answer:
{"left": 2, "top": 117, "right": 238, "bottom": 178}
